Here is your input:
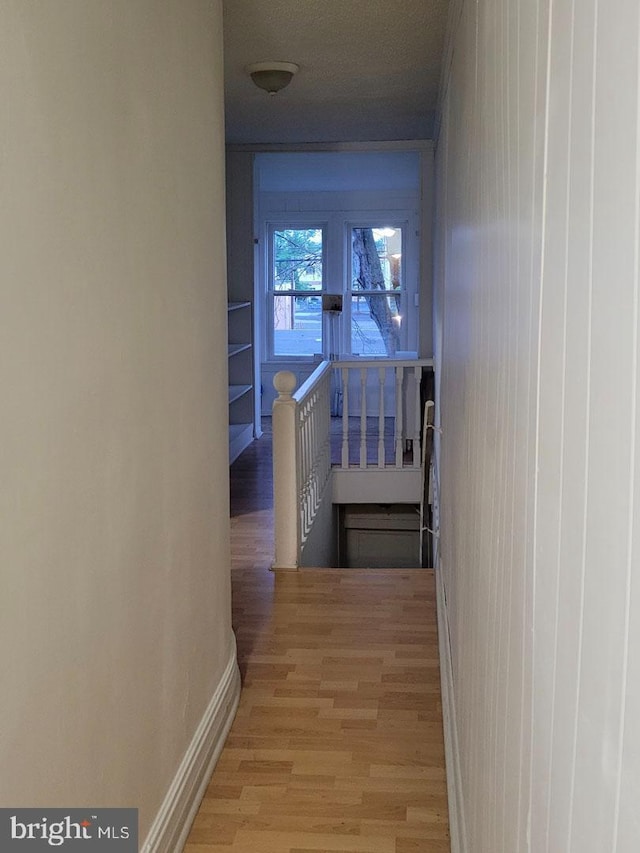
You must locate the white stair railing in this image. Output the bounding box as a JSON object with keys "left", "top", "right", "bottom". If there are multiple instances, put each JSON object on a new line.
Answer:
{"left": 272, "top": 362, "right": 332, "bottom": 570}
{"left": 332, "top": 358, "right": 432, "bottom": 470}
{"left": 272, "top": 357, "right": 433, "bottom": 569}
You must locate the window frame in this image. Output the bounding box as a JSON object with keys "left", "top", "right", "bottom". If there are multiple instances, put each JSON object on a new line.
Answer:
{"left": 266, "top": 222, "right": 327, "bottom": 362}
{"left": 344, "top": 220, "right": 411, "bottom": 357}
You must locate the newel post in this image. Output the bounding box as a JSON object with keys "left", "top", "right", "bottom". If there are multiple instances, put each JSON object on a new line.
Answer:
{"left": 271, "top": 371, "right": 300, "bottom": 570}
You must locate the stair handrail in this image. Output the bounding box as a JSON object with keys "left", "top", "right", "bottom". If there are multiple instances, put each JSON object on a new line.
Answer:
{"left": 271, "top": 361, "right": 332, "bottom": 570}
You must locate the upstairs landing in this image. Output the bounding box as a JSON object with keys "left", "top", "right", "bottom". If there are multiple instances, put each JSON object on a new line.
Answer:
{"left": 183, "top": 432, "right": 450, "bottom": 852}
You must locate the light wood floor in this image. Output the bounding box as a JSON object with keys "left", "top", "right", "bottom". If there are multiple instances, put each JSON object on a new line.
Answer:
{"left": 184, "top": 433, "right": 450, "bottom": 852}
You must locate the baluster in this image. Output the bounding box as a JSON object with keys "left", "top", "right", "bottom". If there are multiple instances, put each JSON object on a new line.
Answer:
{"left": 378, "top": 366, "right": 386, "bottom": 468}
{"left": 307, "top": 397, "right": 315, "bottom": 528}
{"left": 360, "top": 367, "right": 367, "bottom": 468}
{"left": 300, "top": 402, "right": 308, "bottom": 536}
{"left": 302, "top": 397, "right": 309, "bottom": 529}
{"left": 395, "top": 366, "right": 404, "bottom": 468}
{"left": 341, "top": 367, "right": 349, "bottom": 468}
{"left": 323, "top": 371, "right": 331, "bottom": 483}
{"left": 305, "top": 400, "right": 313, "bottom": 533}
{"left": 412, "top": 365, "right": 421, "bottom": 467}
{"left": 310, "top": 390, "right": 318, "bottom": 517}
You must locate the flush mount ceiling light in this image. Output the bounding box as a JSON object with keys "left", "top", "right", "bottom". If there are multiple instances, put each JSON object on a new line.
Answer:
{"left": 245, "top": 61, "right": 299, "bottom": 95}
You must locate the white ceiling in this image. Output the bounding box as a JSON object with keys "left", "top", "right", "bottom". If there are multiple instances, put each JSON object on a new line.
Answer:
{"left": 222, "top": 0, "right": 450, "bottom": 145}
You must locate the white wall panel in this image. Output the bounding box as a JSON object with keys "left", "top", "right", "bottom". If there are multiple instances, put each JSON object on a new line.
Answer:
{"left": 568, "top": 3, "right": 640, "bottom": 850}
{"left": 0, "top": 1, "right": 235, "bottom": 838}
{"left": 435, "top": 0, "right": 640, "bottom": 850}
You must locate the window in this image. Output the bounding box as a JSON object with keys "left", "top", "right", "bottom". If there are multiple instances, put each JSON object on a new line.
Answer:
{"left": 269, "top": 227, "right": 324, "bottom": 358}
{"left": 263, "top": 220, "right": 416, "bottom": 361}
{"left": 349, "top": 226, "right": 405, "bottom": 356}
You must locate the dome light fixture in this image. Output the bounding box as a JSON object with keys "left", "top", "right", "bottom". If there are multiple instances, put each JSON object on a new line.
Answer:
{"left": 245, "top": 61, "right": 299, "bottom": 96}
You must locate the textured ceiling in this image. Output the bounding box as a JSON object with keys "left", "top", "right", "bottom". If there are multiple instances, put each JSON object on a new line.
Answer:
{"left": 223, "top": 0, "right": 449, "bottom": 145}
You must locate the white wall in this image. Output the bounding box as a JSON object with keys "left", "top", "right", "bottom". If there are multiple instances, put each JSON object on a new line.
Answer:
{"left": 435, "top": 1, "right": 640, "bottom": 851}
{"left": 0, "top": 0, "right": 235, "bottom": 842}
{"left": 254, "top": 151, "right": 422, "bottom": 192}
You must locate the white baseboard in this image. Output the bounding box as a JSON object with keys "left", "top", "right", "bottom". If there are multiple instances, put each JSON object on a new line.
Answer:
{"left": 141, "top": 636, "right": 241, "bottom": 853}
{"left": 435, "top": 566, "right": 468, "bottom": 853}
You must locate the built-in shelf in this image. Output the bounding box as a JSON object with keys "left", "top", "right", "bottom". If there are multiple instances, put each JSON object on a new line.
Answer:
{"left": 228, "top": 423, "right": 253, "bottom": 464}
{"left": 229, "top": 423, "right": 252, "bottom": 443}
{"left": 227, "top": 300, "right": 254, "bottom": 464}
{"left": 228, "top": 343, "right": 252, "bottom": 357}
{"left": 228, "top": 384, "right": 252, "bottom": 404}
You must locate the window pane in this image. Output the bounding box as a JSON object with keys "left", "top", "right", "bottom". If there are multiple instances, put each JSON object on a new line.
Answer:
{"left": 350, "top": 226, "right": 403, "bottom": 356}
{"left": 273, "top": 296, "right": 323, "bottom": 357}
{"left": 351, "top": 227, "right": 402, "bottom": 292}
{"left": 274, "top": 229, "right": 323, "bottom": 292}
{"left": 351, "top": 294, "right": 402, "bottom": 356}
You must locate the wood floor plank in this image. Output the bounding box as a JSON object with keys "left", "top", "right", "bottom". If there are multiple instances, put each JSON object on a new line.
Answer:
{"left": 184, "top": 431, "right": 450, "bottom": 852}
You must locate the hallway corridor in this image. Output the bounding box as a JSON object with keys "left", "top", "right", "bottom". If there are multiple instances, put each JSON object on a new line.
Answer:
{"left": 183, "top": 434, "right": 450, "bottom": 852}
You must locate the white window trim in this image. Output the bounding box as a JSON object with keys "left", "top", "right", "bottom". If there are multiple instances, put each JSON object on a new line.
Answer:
{"left": 344, "top": 219, "right": 413, "bottom": 357}
{"left": 265, "top": 221, "right": 327, "bottom": 362}
{"left": 258, "top": 207, "right": 420, "bottom": 363}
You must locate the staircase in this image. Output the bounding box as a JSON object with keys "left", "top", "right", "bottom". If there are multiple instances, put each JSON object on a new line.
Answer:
{"left": 271, "top": 358, "right": 434, "bottom": 571}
